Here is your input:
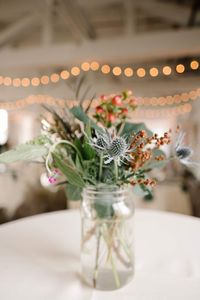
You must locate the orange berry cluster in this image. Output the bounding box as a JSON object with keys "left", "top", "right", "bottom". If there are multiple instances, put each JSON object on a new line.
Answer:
{"left": 128, "top": 130, "right": 172, "bottom": 186}
{"left": 155, "top": 155, "right": 165, "bottom": 161}
{"left": 93, "top": 91, "right": 137, "bottom": 128}
{"left": 129, "top": 130, "right": 153, "bottom": 170}
{"left": 147, "top": 132, "right": 171, "bottom": 148}
{"left": 130, "top": 178, "right": 156, "bottom": 186}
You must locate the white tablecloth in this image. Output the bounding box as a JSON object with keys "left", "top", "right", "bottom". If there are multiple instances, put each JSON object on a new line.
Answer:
{"left": 0, "top": 209, "right": 200, "bottom": 300}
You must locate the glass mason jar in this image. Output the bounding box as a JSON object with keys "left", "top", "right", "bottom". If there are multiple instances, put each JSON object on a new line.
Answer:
{"left": 81, "top": 185, "right": 135, "bottom": 290}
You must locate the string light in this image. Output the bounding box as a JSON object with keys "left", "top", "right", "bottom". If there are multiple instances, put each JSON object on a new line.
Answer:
{"left": 41, "top": 75, "right": 49, "bottom": 85}
{"left": 0, "top": 60, "right": 199, "bottom": 88}
{"left": 112, "top": 66, "right": 122, "bottom": 76}
{"left": 71, "top": 67, "right": 80, "bottom": 76}
{"left": 137, "top": 68, "right": 146, "bottom": 78}
{"left": 162, "top": 66, "right": 172, "bottom": 76}
{"left": 149, "top": 67, "right": 159, "bottom": 77}
{"left": 132, "top": 103, "right": 192, "bottom": 118}
{"left": 101, "top": 64, "right": 111, "bottom": 74}
{"left": 21, "top": 78, "right": 30, "bottom": 87}
{"left": 135, "top": 87, "right": 200, "bottom": 107}
{"left": 90, "top": 61, "right": 99, "bottom": 71}
{"left": 60, "top": 70, "right": 70, "bottom": 80}
{"left": 176, "top": 64, "right": 185, "bottom": 74}
{"left": 190, "top": 60, "right": 199, "bottom": 70}
{"left": 13, "top": 78, "right": 21, "bottom": 87}
{"left": 31, "top": 77, "right": 40, "bottom": 86}
{"left": 124, "top": 67, "right": 133, "bottom": 77}
{"left": 3, "top": 77, "right": 12, "bottom": 86}
{"left": 0, "top": 95, "right": 193, "bottom": 120}
{"left": 50, "top": 73, "right": 60, "bottom": 83}
{"left": 81, "top": 62, "right": 90, "bottom": 71}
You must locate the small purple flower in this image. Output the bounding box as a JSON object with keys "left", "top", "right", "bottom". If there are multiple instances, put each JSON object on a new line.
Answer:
{"left": 48, "top": 169, "right": 60, "bottom": 184}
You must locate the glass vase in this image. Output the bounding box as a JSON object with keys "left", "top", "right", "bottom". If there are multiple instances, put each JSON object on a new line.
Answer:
{"left": 81, "top": 185, "right": 135, "bottom": 290}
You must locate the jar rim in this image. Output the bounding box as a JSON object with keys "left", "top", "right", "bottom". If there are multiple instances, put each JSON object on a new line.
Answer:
{"left": 83, "top": 184, "right": 131, "bottom": 195}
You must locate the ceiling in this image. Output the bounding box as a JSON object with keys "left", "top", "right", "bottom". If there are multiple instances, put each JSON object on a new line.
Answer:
{"left": 0, "top": 0, "right": 199, "bottom": 99}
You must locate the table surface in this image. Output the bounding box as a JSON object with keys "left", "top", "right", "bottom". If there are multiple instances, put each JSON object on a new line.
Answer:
{"left": 0, "top": 209, "right": 200, "bottom": 300}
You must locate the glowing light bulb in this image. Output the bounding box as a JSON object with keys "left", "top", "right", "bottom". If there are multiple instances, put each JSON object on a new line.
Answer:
{"left": 176, "top": 64, "right": 185, "bottom": 74}
{"left": 124, "top": 67, "right": 133, "bottom": 77}
{"left": 50, "top": 73, "right": 60, "bottom": 83}
{"left": 31, "top": 77, "right": 40, "bottom": 86}
{"left": 90, "top": 61, "right": 99, "bottom": 71}
{"left": 81, "top": 62, "right": 90, "bottom": 71}
{"left": 190, "top": 60, "right": 199, "bottom": 70}
{"left": 136, "top": 68, "right": 146, "bottom": 78}
{"left": 60, "top": 70, "right": 70, "bottom": 80}
{"left": 149, "top": 67, "right": 158, "bottom": 77}
{"left": 162, "top": 66, "right": 172, "bottom": 75}
{"left": 13, "top": 78, "right": 21, "bottom": 87}
{"left": 101, "top": 65, "right": 111, "bottom": 74}
{"left": 3, "top": 77, "right": 12, "bottom": 86}
{"left": 21, "top": 78, "right": 30, "bottom": 87}
{"left": 71, "top": 67, "right": 80, "bottom": 76}
{"left": 112, "top": 66, "right": 122, "bottom": 76}
{"left": 41, "top": 75, "right": 50, "bottom": 85}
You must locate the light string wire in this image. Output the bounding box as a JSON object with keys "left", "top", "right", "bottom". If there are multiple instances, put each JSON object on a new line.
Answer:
{"left": 0, "top": 59, "right": 199, "bottom": 88}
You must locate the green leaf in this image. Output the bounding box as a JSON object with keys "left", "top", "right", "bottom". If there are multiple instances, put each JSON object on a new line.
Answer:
{"left": 70, "top": 106, "right": 102, "bottom": 132}
{"left": 0, "top": 144, "right": 48, "bottom": 163}
{"left": 65, "top": 183, "right": 82, "bottom": 201}
{"left": 52, "top": 152, "right": 85, "bottom": 188}
{"left": 75, "top": 154, "right": 83, "bottom": 171}
{"left": 82, "top": 142, "right": 95, "bottom": 160}
{"left": 94, "top": 201, "right": 114, "bottom": 219}
{"left": 121, "top": 122, "right": 153, "bottom": 136}
{"left": 85, "top": 122, "right": 92, "bottom": 138}
{"left": 74, "top": 136, "right": 95, "bottom": 161}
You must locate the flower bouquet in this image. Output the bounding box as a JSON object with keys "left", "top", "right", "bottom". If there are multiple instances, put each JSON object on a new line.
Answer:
{"left": 0, "top": 91, "right": 195, "bottom": 290}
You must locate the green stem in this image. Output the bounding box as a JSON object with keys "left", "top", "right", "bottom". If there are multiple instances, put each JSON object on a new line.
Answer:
{"left": 110, "top": 252, "right": 121, "bottom": 289}
{"left": 46, "top": 139, "right": 83, "bottom": 174}
{"left": 93, "top": 228, "right": 101, "bottom": 288}
{"left": 114, "top": 161, "right": 118, "bottom": 183}
{"left": 117, "top": 121, "right": 125, "bottom": 136}
{"left": 102, "top": 222, "right": 121, "bottom": 289}
{"left": 52, "top": 140, "right": 82, "bottom": 160}
{"left": 99, "top": 154, "right": 103, "bottom": 182}
{"left": 117, "top": 227, "right": 132, "bottom": 262}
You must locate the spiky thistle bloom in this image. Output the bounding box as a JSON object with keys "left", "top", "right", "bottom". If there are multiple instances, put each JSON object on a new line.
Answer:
{"left": 174, "top": 132, "right": 198, "bottom": 167}
{"left": 89, "top": 129, "right": 133, "bottom": 165}
{"left": 87, "top": 129, "right": 112, "bottom": 154}
{"left": 104, "top": 136, "right": 131, "bottom": 165}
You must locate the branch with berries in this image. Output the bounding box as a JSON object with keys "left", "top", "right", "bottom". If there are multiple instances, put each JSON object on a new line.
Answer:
{"left": 93, "top": 91, "right": 137, "bottom": 128}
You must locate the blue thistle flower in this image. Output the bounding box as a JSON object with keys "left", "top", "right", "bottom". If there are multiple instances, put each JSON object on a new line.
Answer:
{"left": 87, "top": 128, "right": 112, "bottom": 154}
{"left": 174, "top": 132, "right": 199, "bottom": 167}
{"left": 88, "top": 129, "right": 133, "bottom": 165}
{"left": 176, "top": 147, "right": 192, "bottom": 160}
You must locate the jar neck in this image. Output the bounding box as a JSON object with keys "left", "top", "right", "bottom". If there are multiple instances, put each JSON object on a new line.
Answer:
{"left": 82, "top": 185, "right": 130, "bottom": 203}
{"left": 81, "top": 185, "right": 134, "bottom": 219}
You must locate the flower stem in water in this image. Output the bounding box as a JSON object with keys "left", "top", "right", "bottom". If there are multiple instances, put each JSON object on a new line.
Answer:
{"left": 93, "top": 228, "right": 101, "bottom": 288}
{"left": 99, "top": 154, "right": 103, "bottom": 181}
{"left": 114, "top": 161, "right": 118, "bottom": 182}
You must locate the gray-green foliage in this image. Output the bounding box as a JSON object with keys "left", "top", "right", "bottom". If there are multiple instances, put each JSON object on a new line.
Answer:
{"left": 52, "top": 152, "right": 85, "bottom": 188}
{"left": 0, "top": 144, "right": 48, "bottom": 163}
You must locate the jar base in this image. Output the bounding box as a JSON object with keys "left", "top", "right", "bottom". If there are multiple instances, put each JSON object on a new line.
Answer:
{"left": 82, "top": 266, "right": 134, "bottom": 291}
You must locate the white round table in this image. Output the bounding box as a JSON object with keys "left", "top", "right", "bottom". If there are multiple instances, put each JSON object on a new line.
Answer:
{"left": 0, "top": 209, "right": 200, "bottom": 300}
